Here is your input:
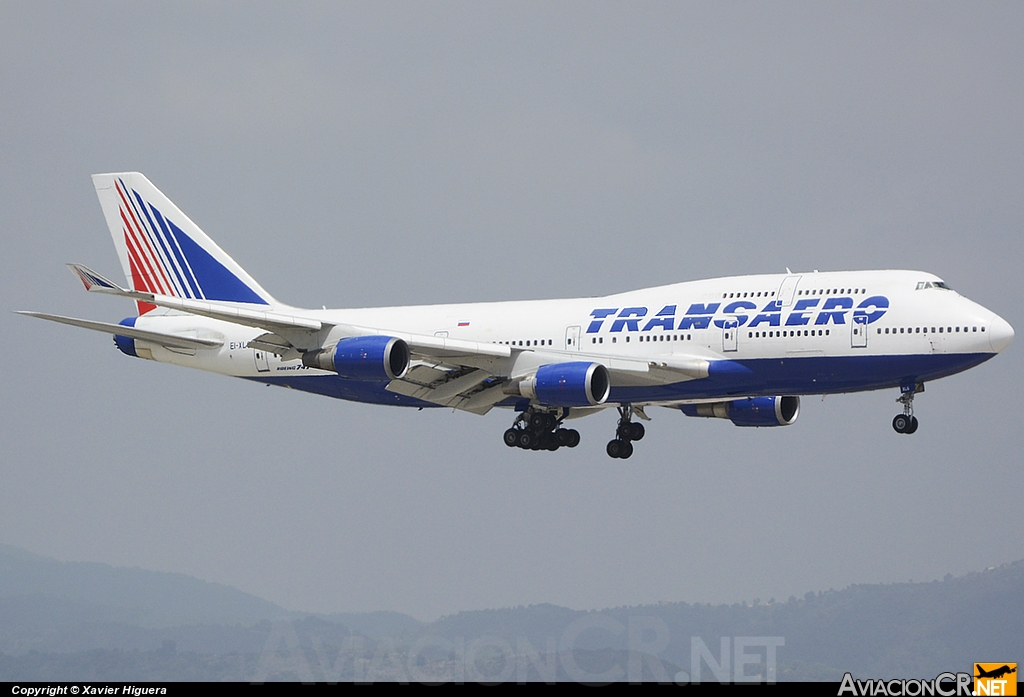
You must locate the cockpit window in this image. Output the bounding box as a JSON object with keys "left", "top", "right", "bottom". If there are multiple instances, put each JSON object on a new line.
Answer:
{"left": 916, "top": 281, "right": 952, "bottom": 290}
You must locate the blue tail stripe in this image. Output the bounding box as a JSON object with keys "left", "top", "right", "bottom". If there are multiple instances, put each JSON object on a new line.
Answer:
{"left": 148, "top": 202, "right": 202, "bottom": 299}
{"left": 138, "top": 199, "right": 192, "bottom": 299}
{"left": 164, "top": 217, "right": 268, "bottom": 305}
{"left": 130, "top": 189, "right": 189, "bottom": 298}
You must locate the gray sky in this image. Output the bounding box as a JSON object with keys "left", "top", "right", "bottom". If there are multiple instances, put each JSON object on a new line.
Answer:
{"left": 2, "top": 2, "right": 1022, "bottom": 621}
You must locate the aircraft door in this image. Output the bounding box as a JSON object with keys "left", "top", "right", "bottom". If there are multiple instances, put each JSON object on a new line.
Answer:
{"left": 776, "top": 275, "right": 802, "bottom": 308}
{"left": 722, "top": 317, "right": 738, "bottom": 352}
{"left": 851, "top": 315, "right": 868, "bottom": 348}
{"left": 565, "top": 325, "right": 581, "bottom": 351}
{"left": 254, "top": 348, "right": 270, "bottom": 372}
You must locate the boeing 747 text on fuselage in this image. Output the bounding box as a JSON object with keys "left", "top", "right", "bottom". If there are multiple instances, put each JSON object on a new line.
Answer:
{"left": 20, "top": 173, "right": 1014, "bottom": 458}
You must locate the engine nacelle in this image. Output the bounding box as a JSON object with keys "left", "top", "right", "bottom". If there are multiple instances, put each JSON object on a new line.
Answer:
{"left": 113, "top": 317, "right": 139, "bottom": 357}
{"left": 518, "top": 362, "right": 610, "bottom": 407}
{"left": 302, "top": 336, "right": 410, "bottom": 381}
{"left": 680, "top": 396, "right": 800, "bottom": 427}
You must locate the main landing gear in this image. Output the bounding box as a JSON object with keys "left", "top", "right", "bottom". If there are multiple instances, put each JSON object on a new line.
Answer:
{"left": 892, "top": 383, "right": 923, "bottom": 435}
{"left": 503, "top": 409, "right": 580, "bottom": 452}
{"left": 607, "top": 405, "right": 646, "bottom": 459}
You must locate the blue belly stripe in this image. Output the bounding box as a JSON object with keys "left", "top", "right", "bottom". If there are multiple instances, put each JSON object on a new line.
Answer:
{"left": 245, "top": 352, "right": 995, "bottom": 408}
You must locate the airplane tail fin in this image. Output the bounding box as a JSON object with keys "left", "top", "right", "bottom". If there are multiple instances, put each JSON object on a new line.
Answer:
{"left": 91, "top": 172, "right": 277, "bottom": 315}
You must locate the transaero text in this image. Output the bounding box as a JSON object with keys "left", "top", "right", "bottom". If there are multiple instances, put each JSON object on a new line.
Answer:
{"left": 587, "top": 296, "right": 889, "bottom": 333}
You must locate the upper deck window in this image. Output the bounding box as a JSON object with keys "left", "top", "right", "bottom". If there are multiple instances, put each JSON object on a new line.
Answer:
{"left": 916, "top": 280, "right": 952, "bottom": 290}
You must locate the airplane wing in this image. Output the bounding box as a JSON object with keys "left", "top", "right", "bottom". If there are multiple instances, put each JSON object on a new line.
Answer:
{"left": 16, "top": 311, "right": 223, "bottom": 350}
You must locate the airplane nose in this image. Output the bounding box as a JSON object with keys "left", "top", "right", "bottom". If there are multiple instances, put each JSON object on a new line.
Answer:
{"left": 988, "top": 315, "right": 1014, "bottom": 353}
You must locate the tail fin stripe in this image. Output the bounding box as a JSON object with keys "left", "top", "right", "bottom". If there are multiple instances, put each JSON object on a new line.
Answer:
{"left": 130, "top": 187, "right": 192, "bottom": 298}
{"left": 119, "top": 181, "right": 178, "bottom": 296}
{"left": 119, "top": 202, "right": 170, "bottom": 296}
{"left": 124, "top": 225, "right": 159, "bottom": 294}
{"left": 147, "top": 199, "right": 202, "bottom": 299}
{"left": 126, "top": 251, "right": 158, "bottom": 315}
{"left": 120, "top": 206, "right": 164, "bottom": 294}
{"left": 116, "top": 182, "right": 173, "bottom": 296}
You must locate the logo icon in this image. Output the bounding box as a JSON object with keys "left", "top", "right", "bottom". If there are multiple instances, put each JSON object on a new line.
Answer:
{"left": 975, "top": 663, "right": 1017, "bottom": 696}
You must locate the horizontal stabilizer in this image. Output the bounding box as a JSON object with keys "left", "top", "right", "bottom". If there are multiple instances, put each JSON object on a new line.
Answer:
{"left": 64, "top": 264, "right": 323, "bottom": 345}
{"left": 16, "top": 311, "right": 223, "bottom": 350}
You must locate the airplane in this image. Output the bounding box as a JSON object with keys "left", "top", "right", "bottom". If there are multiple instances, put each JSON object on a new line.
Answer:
{"left": 19, "top": 172, "right": 1014, "bottom": 459}
{"left": 975, "top": 665, "right": 1016, "bottom": 680}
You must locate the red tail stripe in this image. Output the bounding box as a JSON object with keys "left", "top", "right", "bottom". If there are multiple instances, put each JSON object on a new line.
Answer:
{"left": 120, "top": 208, "right": 165, "bottom": 295}
{"left": 127, "top": 250, "right": 157, "bottom": 315}
{"left": 124, "top": 229, "right": 158, "bottom": 294}
{"left": 116, "top": 183, "right": 174, "bottom": 295}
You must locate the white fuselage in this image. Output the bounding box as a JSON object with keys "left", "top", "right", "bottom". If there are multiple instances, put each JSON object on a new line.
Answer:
{"left": 127, "top": 269, "right": 1012, "bottom": 408}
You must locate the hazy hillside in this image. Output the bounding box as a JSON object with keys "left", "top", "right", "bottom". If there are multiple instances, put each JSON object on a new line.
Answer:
{"left": 0, "top": 544, "right": 291, "bottom": 628}
{"left": 1, "top": 544, "right": 1021, "bottom": 681}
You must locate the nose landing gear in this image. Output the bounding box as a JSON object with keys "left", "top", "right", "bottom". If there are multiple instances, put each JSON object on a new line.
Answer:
{"left": 892, "top": 383, "right": 923, "bottom": 434}
{"left": 503, "top": 409, "right": 580, "bottom": 452}
{"left": 607, "top": 405, "right": 646, "bottom": 459}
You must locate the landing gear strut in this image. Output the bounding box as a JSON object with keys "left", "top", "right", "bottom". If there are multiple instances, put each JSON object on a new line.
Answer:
{"left": 892, "top": 383, "right": 922, "bottom": 434}
{"left": 503, "top": 409, "right": 580, "bottom": 452}
{"left": 607, "top": 405, "right": 646, "bottom": 459}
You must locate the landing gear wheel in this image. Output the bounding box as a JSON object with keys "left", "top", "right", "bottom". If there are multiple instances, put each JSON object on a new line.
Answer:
{"left": 629, "top": 422, "right": 645, "bottom": 441}
{"left": 617, "top": 440, "right": 634, "bottom": 459}
{"left": 529, "top": 413, "right": 547, "bottom": 430}
{"left": 565, "top": 429, "right": 581, "bottom": 448}
{"left": 907, "top": 416, "right": 919, "bottom": 434}
{"left": 617, "top": 423, "right": 634, "bottom": 440}
{"left": 607, "top": 439, "right": 624, "bottom": 458}
{"left": 517, "top": 431, "right": 536, "bottom": 449}
{"left": 892, "top": 414, "right": 910, "bottom": 434}
{"left": 503, "top": 428, "right": 520, "bottom": 447}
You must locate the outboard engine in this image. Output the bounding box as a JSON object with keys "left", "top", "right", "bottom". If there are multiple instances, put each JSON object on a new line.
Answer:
{"left": 515, "top": 362, "right": 610, "bottom": 407}
{"left": 680, "top": 396, "right": 799, "bottom": 427}
{"left": 303, "top": 336, "right": 410, "bottom": 381}
{"left": 113, "top": 317, "right": 141, "bottom": 358}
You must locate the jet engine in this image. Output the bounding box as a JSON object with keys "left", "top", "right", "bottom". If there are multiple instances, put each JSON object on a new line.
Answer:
{"left": 113, "top": 317, "right": 139, "bottom": 357}
{"left": 680, "top": 396, "right": 800, "bottom": 427}
{"left": 517, "top": 362, "right": 610, "bottom": 407}
{"left": 302, "top": 336, "right": 410, "bottom": 381}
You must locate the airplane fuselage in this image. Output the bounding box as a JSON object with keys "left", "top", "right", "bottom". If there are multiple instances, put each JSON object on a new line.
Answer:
{"left": 125, "top": 268, "right": 1011, "bottom": 408}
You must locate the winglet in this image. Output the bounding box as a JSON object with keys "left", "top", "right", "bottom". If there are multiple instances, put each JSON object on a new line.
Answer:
{"left": 67, "top": 263, "right": 126, "bottom": 294}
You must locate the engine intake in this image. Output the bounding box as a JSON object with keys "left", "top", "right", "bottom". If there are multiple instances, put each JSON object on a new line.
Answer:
{"left": 680, "top": 396, "right": 799, "bottom": 427}
{"left": 303, "top": 336, "right": 410, "bottom": 381}
{"left": 518, "top": 362, "right": 610, "bottom": 407}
